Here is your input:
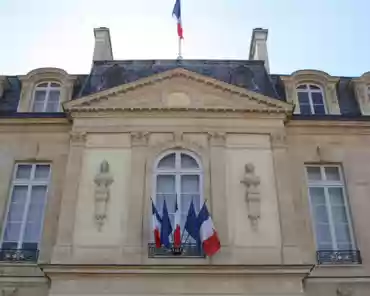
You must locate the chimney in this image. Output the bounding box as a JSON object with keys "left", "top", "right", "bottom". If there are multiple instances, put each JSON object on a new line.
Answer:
{"left": 93, "top": 27, "right": 113, "bottom": 62}
{"left": 249, "top": 28, "right": 270, "bottom": 73}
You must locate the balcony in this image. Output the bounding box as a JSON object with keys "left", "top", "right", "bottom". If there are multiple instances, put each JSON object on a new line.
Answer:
{"left": 148, "top": 243, "right": 204, "bottom": 258}
{"left": 0, "top": 249, "right": 39, "bottom": 262}
{"left": 316, "top": 250, "right": 362, "bottom": 265}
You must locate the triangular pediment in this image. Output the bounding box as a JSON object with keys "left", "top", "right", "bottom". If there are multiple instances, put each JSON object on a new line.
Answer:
{"left": 64, "top": 68, "right": 292, "bottom": 114}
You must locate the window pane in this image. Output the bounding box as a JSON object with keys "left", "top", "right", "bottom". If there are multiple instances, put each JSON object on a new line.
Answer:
{"left": 315, "top": 223, "right": 332, "bottom": 247}
{"left": 180, "top": 193, "right": 201, "bottom": 214}
{"left": 157, "top": 153, "right": 176, "bottom": 169}
{"left": 307, "top": 166, "right": 322, "bottom": 181}
{"left": 311, "top": 92, "right": 324, "bottom": 105}
{"left": 48, "top": 90, "right": 60, "bottom": 102}
{"left": 181, "top": 175, "right": 199, "bottom": 193}
{"left": 310, "top": 187, "right": 325, "bottom": 204}
{"left": 325, "top": 167, "right": 340, "bottom": 181}
{"left": 181, "top": 154, "right": 199, "bottom": 169}
{"left": 335, "top": 224, "right": 351, "bottom": 246}
{"left": 332, "top": 206, "right": 348, "bottom": 223}
{"left": 298, "top": 92, "right": 309, "bottom": 104}
{"left": 3, "top": 222, "right": 21, "bottom": 242}
{"left": 32, "top": 102, "right": 45, "bottom": 112}
{"left": 45, "top": 101, "right": 59, "bottom": 112}
{"left": 328, "top": 187, "right": 345, "bottom": 205}
{"left": 23, "top": 221, "right": 42, "bottom": 243}
{"left": 309, "top": 85, "right": 321, "bottom": 90}
{"left": 37, "top": 83, "right": 48, "bottom": 87}
{"left": 300, "top": 104, "right": 311, "bottom": 115}
{"left": 297, "top": 85, "right": 307, "bottom": 90}
{"left": 50, "top": 82, "right": 60, "bottom": 87}
{"left": 155, "top": 193, "right": 176, "bottom": 214}
{"left": 156, "top": 175, "right": 175, "bottom": 193}
{"left": 6, "top": 186, "right": 28, "bottom": 223}
{"left": 313, "top": 205, "right": 329, "bottom": 223}
{"left": 16, "top": 165, "right": 32, "bottom": 179}
{"left": 313, "top": 104, "right": 326, "bottom": 115}
{"left": 34, "top": 165, "right": 50, "bottom": 180}
{"left": 33, "top": 91, "right": 46, "bottom": 112}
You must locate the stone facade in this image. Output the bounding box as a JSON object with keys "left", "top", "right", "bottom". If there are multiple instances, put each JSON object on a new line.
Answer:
{"left": 0, "top": 28, "right": 370, "bottom": 296}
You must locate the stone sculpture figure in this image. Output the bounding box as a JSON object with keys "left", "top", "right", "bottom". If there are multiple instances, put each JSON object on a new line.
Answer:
{"left": 240, "top": 163, "right": 261, "bottom": 230}
{"left": 94, "top": 160, "right": 114, "bottom": 231}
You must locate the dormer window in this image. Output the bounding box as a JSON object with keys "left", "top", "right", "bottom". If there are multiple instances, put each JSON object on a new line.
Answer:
{"left": 32, "top": 82, "right": 61, "bottom": 112}
{"left": 297, "top": 84, "right": 326, "bottom": 115}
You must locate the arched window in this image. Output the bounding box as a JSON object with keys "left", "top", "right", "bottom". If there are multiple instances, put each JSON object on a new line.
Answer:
{"left": 154, "top": 150, "right": 202, "bottom": 242}
{"left": 32, "top": 82, "right": 61, "bottom": 112}
{"left": 297, "top": 84, "right": 326, "bottom": 115}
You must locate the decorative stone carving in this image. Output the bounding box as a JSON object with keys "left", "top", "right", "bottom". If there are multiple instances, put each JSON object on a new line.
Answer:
{"left": 70, "top": 131, "right": 87, "bottom": 144}
{"left": 208, "top": 132, "right": 226, "bottom": 147}
{"left": 1, "top": 288, "right": 17, "bottom": 296}
{"left": 130, "top": 131, "right": 149, "bottom": 147}
{"left": 240, "top": 163, "right": 261, "bottom": 229}
{"left": 93, "top": 160, "right": 114, "bottom": 231}
{"left": 270, "top": 131, "right": 287, "bottom": 148}
{"left": 336, "top": 285, "right": 353, "bottom": 296}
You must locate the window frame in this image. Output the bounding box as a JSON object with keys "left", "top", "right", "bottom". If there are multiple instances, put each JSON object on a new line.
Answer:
{"left": 152, "top": 150, "right": 204, "bottom": 241}
{"left": 0, "top": 163, "right": 51, "bottom": 250}
{"left": 297, "top": 83, "right": 327, "bottom": 115}
{"left": 305, "top": 164, "right": 356, "bottom": 251}
{"left": 31, "top": 81, "right": 61, "bottom": 112}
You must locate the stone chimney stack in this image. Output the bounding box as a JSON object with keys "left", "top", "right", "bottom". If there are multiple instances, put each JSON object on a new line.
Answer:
{"left": 93, "top": 27, "right": 113, "bottom": 62}
{"left": 249, "top": 28, "right": 270, "bottom": 73}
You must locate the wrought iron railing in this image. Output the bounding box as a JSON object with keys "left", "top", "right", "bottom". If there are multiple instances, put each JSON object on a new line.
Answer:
{"left": 148, "top": 243, "right": 204, "bottom": 258}
{"left": 316, "top": 250, "right": 362, "bottom": 265}
{"left": 0, "top": 249, "right": 39, "bottom": 262}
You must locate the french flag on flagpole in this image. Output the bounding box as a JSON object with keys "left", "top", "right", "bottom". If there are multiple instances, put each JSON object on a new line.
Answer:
{"left": 197, "top": 202, "right": 221, "bottom": 257}
{"left": 173, "top": 198, "right": 181, "bottom": 248}
{"left": 151, "top": 199, "right": 162, "bottom": 248}
{"left": 172, "top": 0, "right": 184, "bottom": 39}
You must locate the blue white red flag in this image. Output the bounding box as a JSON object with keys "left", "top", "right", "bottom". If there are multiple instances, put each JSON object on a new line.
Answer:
{"left": 172, "top": 0, "right": 184, "bottom": 39}
{"left": 173, "top": 198, "right": 181, "bottom": 248}
{"left": 151, "top": 199, "right": 162, "bottom": 248}
{"left": 197, "top": 202, "right": 221, "bottom": 257}
{"left": 160, "top": 199, "right": 173, "bottom": 248}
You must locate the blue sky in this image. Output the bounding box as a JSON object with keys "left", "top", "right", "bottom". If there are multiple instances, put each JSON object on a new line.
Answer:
{"left": 0, "top": 0, "right": 369, "bottom": 76}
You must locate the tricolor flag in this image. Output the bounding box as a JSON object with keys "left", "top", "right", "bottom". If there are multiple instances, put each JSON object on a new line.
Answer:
{"left": 197, "top": 202, "right": 221, "bottom": 257}
{"left": 172, "top": 0, "right": 184, "bottom": 39}
{"left": 173, "top": 198, "right": 181, "bottom": 248}
{"left": 160, "top": 199, "right": 173, "bottom": 248}
{"left": 151, "top": 199, "right": 162, "bottom": 248}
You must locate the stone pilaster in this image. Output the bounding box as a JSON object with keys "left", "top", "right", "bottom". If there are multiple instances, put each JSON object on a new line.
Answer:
{"left": 52, "top": 131, "right": 86, "bottom": 262}
{"left": 208, "top": 132, "right": 228, "bottom": 246}
{"left": 270, "top": 130, "right": 304, "bottom": 264}
{"left": 126, "top": 132, "right": 149, "bottom": 255}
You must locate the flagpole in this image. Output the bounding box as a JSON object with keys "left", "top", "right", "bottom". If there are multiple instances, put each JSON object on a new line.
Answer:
{"left": 178, "top": 37, "right": 182, "bottom": 60}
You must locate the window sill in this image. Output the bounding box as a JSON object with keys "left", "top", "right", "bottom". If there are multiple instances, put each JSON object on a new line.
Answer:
{"left": 148, "top": 243, "right": 205, "bottom": 258}
{"left": 316, "top": 250, "right": 361, "bottom": 265}
{"left": 0, "top": 249, "right": 39, "bottom": 263}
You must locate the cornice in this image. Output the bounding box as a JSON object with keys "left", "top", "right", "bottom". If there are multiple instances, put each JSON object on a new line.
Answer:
{"left": 64, "top": 68, "right": 292, "bottom": 114}
{"left": 41, "top": 264, "right": 313, "bottom": 276}
{"left": 0, "top": 117, "right": 69, "bottom": 125}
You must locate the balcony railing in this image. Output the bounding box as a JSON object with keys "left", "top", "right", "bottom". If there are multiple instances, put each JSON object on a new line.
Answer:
{"left": 317, "top": 250, "right": 362, "bottom": 265}
{"left": 148, "top": 243, "right": 204, "bottom": 258}
{"left": 0, "top": 249, "right": 39, "bottom": 262}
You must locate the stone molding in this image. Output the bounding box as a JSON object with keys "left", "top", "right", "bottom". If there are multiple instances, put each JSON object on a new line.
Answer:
{"left": 17, "top": 67, "right": 76, "bottom": 112}
{"left": 64, "top": 68, "right": 292, "bottom": 114}
{"left": 352, "top": 71, "right": 370, "bottom": 115}
{"left": 281, "top": 69, "right": 340, "bottom": 115}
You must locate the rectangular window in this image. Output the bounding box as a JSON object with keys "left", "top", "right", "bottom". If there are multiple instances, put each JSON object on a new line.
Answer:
{"left": 1, "top": 164, "right": 50, "bottom": 260}
{"left": 305, "top": 165, "right": 361, "bottom": 264}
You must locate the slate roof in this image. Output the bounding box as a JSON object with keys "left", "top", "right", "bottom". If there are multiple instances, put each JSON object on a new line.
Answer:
{"left": 0, "top": 59, "right": 364, "bottom": 117}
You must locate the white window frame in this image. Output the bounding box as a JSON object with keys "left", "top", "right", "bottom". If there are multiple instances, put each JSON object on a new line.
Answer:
{"left": 305, "top": 164, "right": 356, "bottom": 251}
{"left": 31, "top": 81, "right": 61, "bottom": 112}
{"left": 153, "top": 150, "right": 203, "bottom": 240}
{"left": 1, "top": 163, "right": 51, "bottom": 250}
{"left": 297, "top": 84, "right": 327, "bottom": 115}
